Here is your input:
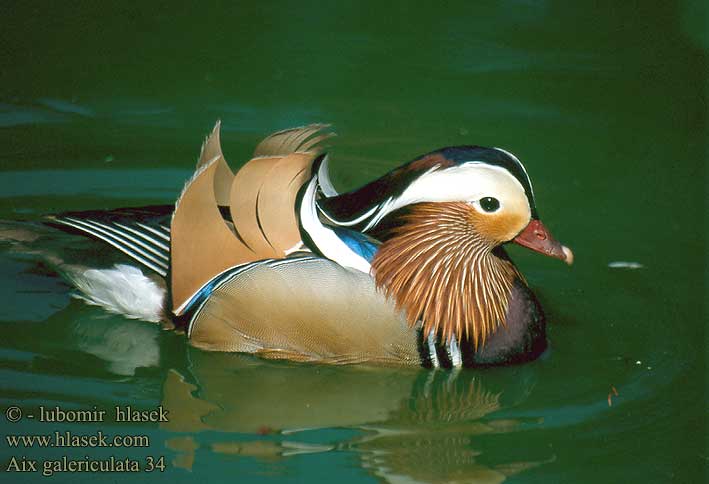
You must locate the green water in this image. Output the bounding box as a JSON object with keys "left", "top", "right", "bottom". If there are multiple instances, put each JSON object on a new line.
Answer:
{"left": 1, "top": 1, "right": 706, "bottom": 482}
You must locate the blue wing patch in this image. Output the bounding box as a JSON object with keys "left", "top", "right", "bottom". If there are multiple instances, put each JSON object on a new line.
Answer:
{"left": 332, "top": 227, "right": 380, "bottom": 263}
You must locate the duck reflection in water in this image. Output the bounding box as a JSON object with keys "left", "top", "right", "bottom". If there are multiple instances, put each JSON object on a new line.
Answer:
{"left": 160, "top": 349, "right": 552, "bottom": 483}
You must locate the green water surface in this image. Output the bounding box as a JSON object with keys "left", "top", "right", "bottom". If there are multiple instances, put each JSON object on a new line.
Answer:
{"left": 1, "top": 1, "right": 706, "bottom": 483}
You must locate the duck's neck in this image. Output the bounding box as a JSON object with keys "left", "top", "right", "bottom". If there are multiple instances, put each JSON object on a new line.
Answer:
{"left": 370, "top": 202, "right": 522, "bottom": 349}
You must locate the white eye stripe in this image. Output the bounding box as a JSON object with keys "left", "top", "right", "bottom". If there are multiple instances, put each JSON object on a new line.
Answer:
{"left": 492, "top": 147, "right": 535, "bottom": 202}
{"left": 386, "top": 163, "right": 525, "bottom": 212}
{"left": 332, "top": 161, "right": 530, "bottom": 233}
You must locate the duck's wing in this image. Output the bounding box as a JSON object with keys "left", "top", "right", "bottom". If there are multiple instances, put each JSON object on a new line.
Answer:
{"left": 44, "top": 122, "right": 334, "bottom": 316}
{"left": 186, "top": 255, "right": 420, "bottom": 366}
{"left": 170, "top": 122, "right": 334, "bottom": 314}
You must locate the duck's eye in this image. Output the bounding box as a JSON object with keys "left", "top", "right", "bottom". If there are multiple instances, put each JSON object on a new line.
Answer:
{"left": 479, "top": 197, "right": 500, "bottom": 212}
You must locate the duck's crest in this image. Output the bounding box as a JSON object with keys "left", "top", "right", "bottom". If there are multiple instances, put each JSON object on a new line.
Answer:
{"left": 170, "top": 122, "right": 333, "bottom": 314}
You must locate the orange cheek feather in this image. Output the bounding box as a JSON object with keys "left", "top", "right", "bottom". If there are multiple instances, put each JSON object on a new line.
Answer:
{"left": 469, "top": 210, "right": 529, "bottom": 243}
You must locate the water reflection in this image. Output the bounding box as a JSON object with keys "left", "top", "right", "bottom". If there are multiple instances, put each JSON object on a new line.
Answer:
{"left": 160, "top": 349, "right": 550, "bottom": 483}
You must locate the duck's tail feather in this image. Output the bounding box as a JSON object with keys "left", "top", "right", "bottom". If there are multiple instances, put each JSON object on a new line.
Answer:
{"left": 46, "top": 205, "right": 173, "bottom": 278}
{"left": 0, "top": 219, "right": 169, "bottom": 323}
{"left": 66, "top": 263, "right": 166, "bottom": 323}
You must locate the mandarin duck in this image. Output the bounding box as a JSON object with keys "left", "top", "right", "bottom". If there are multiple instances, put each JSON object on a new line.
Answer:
{"left": 36, "top": 122, "right": 572, "bottom": 368}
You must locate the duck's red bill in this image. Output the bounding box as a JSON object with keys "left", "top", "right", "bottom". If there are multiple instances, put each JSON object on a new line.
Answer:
{"left": 513, "top": 219, "right": 573, "bottom": 265}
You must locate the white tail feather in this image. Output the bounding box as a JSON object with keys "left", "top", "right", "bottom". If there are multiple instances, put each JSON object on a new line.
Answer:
{"left": 69, "top": 264, "right": 166, "bottom": 322}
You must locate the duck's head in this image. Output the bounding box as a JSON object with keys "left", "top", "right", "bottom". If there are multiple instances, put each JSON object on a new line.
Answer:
{"left": 319, "top": 145, "right": 572, "bottom": 347}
